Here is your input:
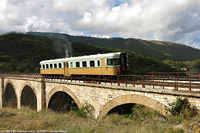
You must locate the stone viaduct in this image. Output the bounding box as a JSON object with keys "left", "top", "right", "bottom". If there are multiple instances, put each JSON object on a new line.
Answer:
{"left": 1, "top": 75, "right": 200, "bottom": 119}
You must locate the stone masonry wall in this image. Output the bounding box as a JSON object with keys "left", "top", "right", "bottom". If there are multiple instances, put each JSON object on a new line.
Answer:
{"left": 45, "top": 81, "right": 200, "bottom": 119}
{"left": 1, "top": 77, "right": 200, "bottom": 119}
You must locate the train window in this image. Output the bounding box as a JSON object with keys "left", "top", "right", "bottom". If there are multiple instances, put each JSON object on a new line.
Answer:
{"left": 76, "top": 62, "right": 80, "bottom": 67}
{"left": 50, "top": 64, "right": 53, "bottom": 69}
{"left": 97, "top": 60, "right": 100, "bottom": 67}
{"left": 43, "top": 64, "right": 45, "bottom": 69}
{"left": 59, "top": 63, "right": 62, "bottom": 68}
{"left": 54, "top": 63, "right": 57, "bottom": 68}
{"left": 90, "top": 61, "right": 95, "bottom": 67}
{"left": 46, "top": 64, "right": 49, "bottom": 69}
{"left": 113, "top": 58, "right": 120, "bottom": 65}
{"left": 107, "top": 59, "right": 111, "bottom": 65}
{"left": 107, "top": 58, "right": 120, "bottom": 66}
{"left": 70, "top": 62, "right": 73, "bottom": 68}
{"left": 82, "top": 61, "right": 87, "bottom": 67}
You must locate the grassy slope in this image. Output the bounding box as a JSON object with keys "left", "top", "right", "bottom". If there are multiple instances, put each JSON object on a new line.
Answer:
{"left": 0, "top": 33, "right": 176, "bottom": 74}
{"left": 1, "top": 107, "right": 199, "bottom": 132}
{"left": 0, "top": 107, "right": 168, "bottom": 132}
{"left": 28, "top": 32, "right": 200, "bottom": 60}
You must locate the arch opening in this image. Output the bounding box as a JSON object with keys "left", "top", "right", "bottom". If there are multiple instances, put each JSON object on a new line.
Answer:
{"left": 21, "top": 86, "right": 37, "bottom": 110}
{"left": 98, "top": 94, "right": 169, "bottom": 120}
{"left": 107, "top": 103, "right": 163, "bottom": 119}
{"left": 3, "top": 83, "right": 17, "bottom": 108}
{"left": 48, "top": 91, "right": 78, "bottom": 113}
{"left": 108, "top": 103, "right": 135, "bottom": 115}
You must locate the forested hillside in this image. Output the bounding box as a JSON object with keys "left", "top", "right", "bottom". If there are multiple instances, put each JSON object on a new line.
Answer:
{"left": 0, "top": 34, "right": 61, "bottom": 73}
{"left": 0, "top": 33, "right": 176, "bottom": 74}
{"left": 28, "top": 32, "right": 200, "bottom": 60}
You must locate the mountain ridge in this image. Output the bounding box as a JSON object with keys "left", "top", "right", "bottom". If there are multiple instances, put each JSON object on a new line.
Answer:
{"left": 27, "top": 32, "right": 200, "bottom": 60}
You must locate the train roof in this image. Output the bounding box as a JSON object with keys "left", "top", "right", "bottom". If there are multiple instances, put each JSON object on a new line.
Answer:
{"left": 40, "top": 52, "right": 122, "bottom": 64}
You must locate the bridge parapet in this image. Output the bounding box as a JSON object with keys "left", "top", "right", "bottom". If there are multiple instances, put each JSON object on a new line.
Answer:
{"left": 1, "top": 73, "right": 43, "bottom": 81}
{"left": 40, "top": 73, "right": 200, "bottom": 92}
{"left": 1, "top": 72, "right": 200, "bottom": 92}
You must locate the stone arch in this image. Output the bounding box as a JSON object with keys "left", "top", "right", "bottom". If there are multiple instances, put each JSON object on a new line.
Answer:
{"left": 20, "top": 82, "right": 37, "bottom": 110}
{"left": 98, "top": 94, "right": 170, "bottom": 120}
{"left": 4, "top": 80, "right": 17, "bottom": 95}
{"left": 3, "top": 80, "right": 18, "bottom": 108}
{"left": 47, "top": 85, "right": 82, "bottom": 109}
{"left": 20, "top": 82, "right": 37, "bottom": 98}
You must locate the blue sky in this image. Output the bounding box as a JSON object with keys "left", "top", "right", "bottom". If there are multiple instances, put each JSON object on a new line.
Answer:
{"left": 0, "top": 0, "right": 200, "bottom": 48}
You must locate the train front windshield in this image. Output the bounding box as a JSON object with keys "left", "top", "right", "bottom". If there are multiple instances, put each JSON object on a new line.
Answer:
{"left": 120, "top": 53, "right": 128, "bottom": 74}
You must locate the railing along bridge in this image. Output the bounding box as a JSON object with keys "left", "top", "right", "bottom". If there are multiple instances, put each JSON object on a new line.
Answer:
{"left": 1, "top": 72, "right": 200, "bottom": 92}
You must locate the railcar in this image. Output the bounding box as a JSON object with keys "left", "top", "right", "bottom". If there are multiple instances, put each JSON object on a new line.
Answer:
{"left": 39, "top": 52, "right": 128, "bottom": 77}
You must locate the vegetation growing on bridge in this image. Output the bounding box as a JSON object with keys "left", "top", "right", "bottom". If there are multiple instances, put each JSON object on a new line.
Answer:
{"left": 168, "top": 97, "right": 198, "bottom": 119}
{"left": 75, "top": 103, "right": 94, "bottom": 118}
{"left": 166, "top": 97, "right": 200, "bottom": 132}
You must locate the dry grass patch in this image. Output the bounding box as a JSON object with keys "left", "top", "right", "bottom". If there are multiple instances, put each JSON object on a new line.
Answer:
{"left": 1, "top": 105, "right": 200, "bottom": 132}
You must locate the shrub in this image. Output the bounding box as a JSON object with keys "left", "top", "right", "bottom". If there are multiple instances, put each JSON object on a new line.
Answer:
{"left": 123, "top": 104, "right": 162, "bottom": 123}
{"left": 168, "top": 97, "right": 198, "bottom": 119}
{"left": 75, "top": 103, "right": 94, "bottom": 118}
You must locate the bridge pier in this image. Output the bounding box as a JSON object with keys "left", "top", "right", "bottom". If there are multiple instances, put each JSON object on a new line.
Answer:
{"left": 37, "top": 79, "right": 46, "bottom": 111}
{"left": 0, "top": 76, "right": 4, "bottom": 109}
{"left": 17, "top": 94, "right": 21, "bottom": 109}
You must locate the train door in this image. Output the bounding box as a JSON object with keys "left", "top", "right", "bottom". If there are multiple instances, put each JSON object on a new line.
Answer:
{"left": 101, "top": 59, "right": 106, "bottom": 75}
{"left": 64, "top": 62, "right": 69, "bottom": 76}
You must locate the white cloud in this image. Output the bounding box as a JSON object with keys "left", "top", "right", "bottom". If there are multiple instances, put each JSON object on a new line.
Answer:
{"left": 0, "top": 0, "right": 200, "bottom": 48}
